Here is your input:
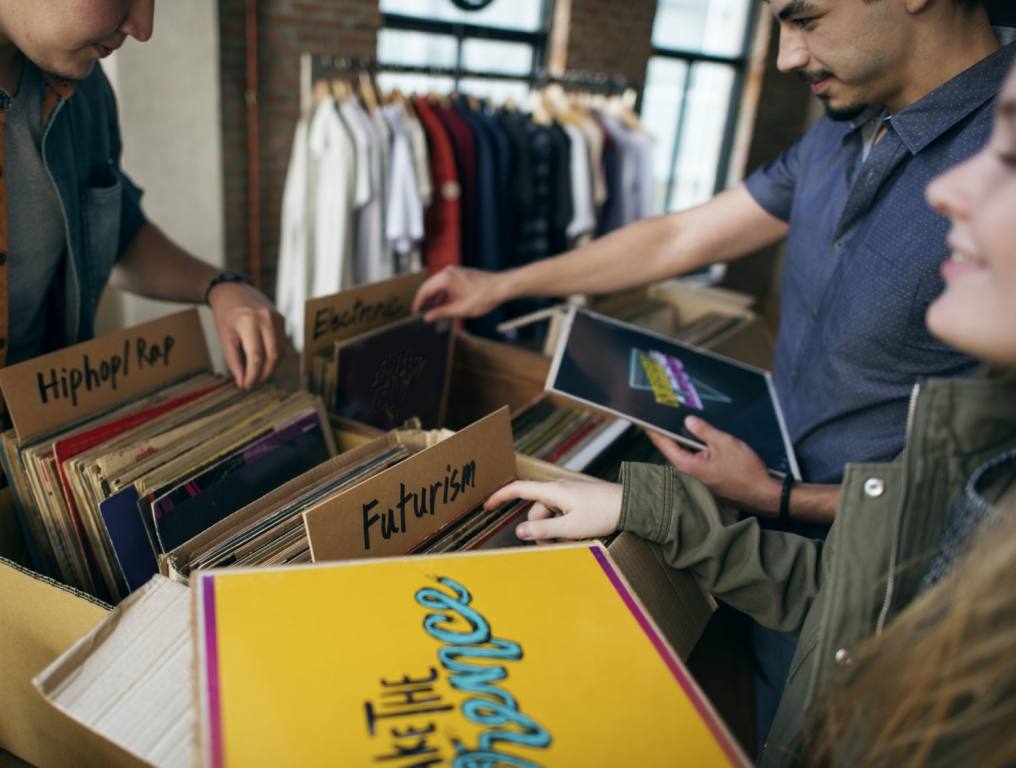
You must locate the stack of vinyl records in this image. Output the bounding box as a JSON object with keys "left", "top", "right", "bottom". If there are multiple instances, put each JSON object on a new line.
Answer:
{"left": 511, "top": 398, "right": 666, "bottom": 480}
{"left": 673, "top": 312, "right": 751, "bottom": 347}
{"left": 165, "top": 437, "right": 416, "bottom": 579}
{"left": 2, "top": 373, "right": 335, "bottom": 603}
{"left": 166, "top": 413, "right": 532, "bottom": 582}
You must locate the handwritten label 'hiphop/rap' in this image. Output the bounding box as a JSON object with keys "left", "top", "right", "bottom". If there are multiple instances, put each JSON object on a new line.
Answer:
{"left": 36, "top": 335, "right": 176, "bottom": 407}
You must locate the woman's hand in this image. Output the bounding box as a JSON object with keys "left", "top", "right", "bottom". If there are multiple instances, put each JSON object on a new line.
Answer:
{"left": 646, "top": 416, "right": 781, "bottom": 514}
{"left": 484, "top": 479, "right": 624, "bottom": 544}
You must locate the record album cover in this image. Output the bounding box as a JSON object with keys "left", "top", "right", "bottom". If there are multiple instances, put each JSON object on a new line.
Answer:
{"left": 194, "top": 545, "right": 747, "bottom": 768}
{"left": 547, "top": 309, "right": 799, "bottom": 478}
{"left": 333, "top": 316, "right": 454, "bottom": 430}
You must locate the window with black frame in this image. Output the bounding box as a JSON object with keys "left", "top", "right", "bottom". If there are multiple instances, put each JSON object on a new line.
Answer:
{"left": 641, "top": 0, "right": 756, "bottom": 214}
{"left": 376, "top": 0, "right": 552, "bottom": 103}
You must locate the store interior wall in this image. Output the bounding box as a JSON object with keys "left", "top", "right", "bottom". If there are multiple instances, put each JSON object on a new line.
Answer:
{"left": 88, "top": 0, "right": 815, "bottom": 342}
{"left": 218, "top": 0, "right": 382, "bottom": 291}
{"left": 216, "top": 0, "right": 812, "bottom": 309}
{"left": 96, "top": 0, "right": 227, "bottom": 369}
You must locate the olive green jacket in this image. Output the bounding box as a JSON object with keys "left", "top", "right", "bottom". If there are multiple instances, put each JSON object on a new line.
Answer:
{"left": 618, "top": 372, "right": 1016, "bottom": 766}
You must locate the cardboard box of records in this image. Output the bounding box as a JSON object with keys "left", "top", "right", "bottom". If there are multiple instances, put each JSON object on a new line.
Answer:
{"left": 302, "top": 272, "right": 550, "bottom": 434}
{"left": 17, "top": 408, "right": 716, "bottom": 768}
{"left": 0, "top": 309, "right": 346, "bottom": 767}
{"left": 0, "top": 300, "right": 713, "bottom": 767}
{"left": 300, "top": 273, "right": 769, "bottom": 441}
{"left": 584, "top": 279, "right": 774, "bottom": 370}
{"left": 499, "top": 280, "right": 776, "bottom": 478}
{"left": 496, "top": 279, "right": 773, "bottom": 371}
{"left": 4, "top": 412, "right": 714, "bottom": 768}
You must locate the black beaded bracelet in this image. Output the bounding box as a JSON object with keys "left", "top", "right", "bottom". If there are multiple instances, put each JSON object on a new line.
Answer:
{"left": 779, "top": 473, "right": 795, "bottom": 522}
{"left": 204, "top": 272, "right": 253, "bottom": 305}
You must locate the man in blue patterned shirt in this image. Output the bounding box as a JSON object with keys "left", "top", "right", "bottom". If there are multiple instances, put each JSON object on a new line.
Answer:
{"left": 414, "top": 0, "right": 1015, "bottom": 749}
{"left": 418, "top": 0, "right": 1011, "bottom": 524}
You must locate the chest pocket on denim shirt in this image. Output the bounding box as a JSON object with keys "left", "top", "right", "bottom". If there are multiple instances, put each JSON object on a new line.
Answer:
{"left": 823, "top": 240, "right": 926, "bottom": 368}
{"left": 83, "top": 175, "right": 122, "bottom": 295}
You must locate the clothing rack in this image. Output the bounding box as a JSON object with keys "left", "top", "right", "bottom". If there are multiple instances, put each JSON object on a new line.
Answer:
{"left": 299, "top": 52, "right": 640, "bottom": 113}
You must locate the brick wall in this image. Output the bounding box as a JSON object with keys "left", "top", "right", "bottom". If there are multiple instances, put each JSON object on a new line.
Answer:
{"left": 218, "top": 0, "right": 380, "bottom": 291}
{"left": 564, "top": 0, "right": 657, "bottom": 85}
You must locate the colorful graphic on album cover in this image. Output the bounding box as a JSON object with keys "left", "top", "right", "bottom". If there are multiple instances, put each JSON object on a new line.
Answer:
{"left": 551, "top": 310, "right": 795, "bottom": 477}
{"left": 195, "top": 545, "right": 746, "bottom": 768}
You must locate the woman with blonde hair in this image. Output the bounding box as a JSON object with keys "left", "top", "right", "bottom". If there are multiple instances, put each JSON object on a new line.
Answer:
{"left": 485, "top": 58, "right": 1016, "bottom": 767}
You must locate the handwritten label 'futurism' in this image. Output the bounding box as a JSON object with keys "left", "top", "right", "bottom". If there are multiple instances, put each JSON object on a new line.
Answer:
{"left": 362, "top": 462, "right": 476, "bottom": 551}
{"left": 416, "top": 577, "right": 551, "bottom": 768}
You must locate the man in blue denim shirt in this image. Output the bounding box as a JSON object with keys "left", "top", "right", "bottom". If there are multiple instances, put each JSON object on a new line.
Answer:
{"left": 413, "top": 0, "right": 1011, "bottom": 749}
{"left": 0, "top": 0, "right": 283, "bottom": 387}
{"left": 417, "top": 0, "right": 1008, "bottom": 522}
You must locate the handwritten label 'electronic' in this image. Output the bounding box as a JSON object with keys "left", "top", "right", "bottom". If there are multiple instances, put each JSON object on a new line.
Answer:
{"left": 36, "top": 336, "right": 175, "bottom": 407}
{"left": 302, "top": 272, "right": 427, "bottom": 377}
{"left": 312, "top": 296, "right": 407, "bottom": 343}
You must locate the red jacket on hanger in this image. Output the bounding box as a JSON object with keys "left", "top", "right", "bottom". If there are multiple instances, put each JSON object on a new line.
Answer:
{"left": 413, "top": 98, "right": 462, "bottom": 275}
{"left": 433, "top": 104, "right": 477, "bottom": 268}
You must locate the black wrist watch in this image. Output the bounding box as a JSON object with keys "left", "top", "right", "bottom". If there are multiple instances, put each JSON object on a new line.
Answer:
{"left": 204, "top": 272, "right": 253, "bottom": 305}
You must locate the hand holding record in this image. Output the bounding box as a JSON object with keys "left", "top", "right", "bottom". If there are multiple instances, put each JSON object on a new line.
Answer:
{"left": 484, "top": 479, "right": 623, "bottom": 544}
{"left": 646, "top": 416, "right": 780, "bottom": 515}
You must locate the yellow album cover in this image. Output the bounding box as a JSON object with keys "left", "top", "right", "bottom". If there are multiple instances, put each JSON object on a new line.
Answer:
{"left": 194, "top": 544, "right": 746, "bottom": 768}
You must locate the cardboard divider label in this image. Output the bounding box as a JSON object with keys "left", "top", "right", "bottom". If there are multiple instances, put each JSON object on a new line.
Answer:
{"left": 305, "top": 407, "right": 516, "bottom": 562}
{"left": 302, "top": 272, "right": 427, "bottom": 377}
{"left": 0, "top": 310, "right": 211, "bottom": 443}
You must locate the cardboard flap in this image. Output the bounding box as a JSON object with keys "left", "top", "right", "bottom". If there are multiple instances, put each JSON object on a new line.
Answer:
{"left": 33, "top": 575, "right": 194, "bottom": 768}
{"left": 0, "top": 309, "right": 211, "bottom": 443}
{"left": 301, "top": 272, "right": 427, "bottom": 377}
{"left": 305, "top": 408, "right": 517, "bottom": 562}
{"left": 0, "top": 558, "right": 125, "bottom": 767}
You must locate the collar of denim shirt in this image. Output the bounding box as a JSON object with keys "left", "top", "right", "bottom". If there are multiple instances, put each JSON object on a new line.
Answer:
{"left": 840, "top": 41, "right": 1016, "bottom": 156}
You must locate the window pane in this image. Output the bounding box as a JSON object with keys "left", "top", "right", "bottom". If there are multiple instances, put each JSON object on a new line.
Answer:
{"left": 462, "top": 39, "right": 533, "bottom": 76}
{"left": 640, "top": 57, "right": 689, "bottom": 215}
{"left": 668, "top": 62, "right": 735, "bottom": 210}
{"left": 380, "top": 0, "right": 545, "bottom": 32}
{"left": 375, "top": 72, "right": 456, "bottom": 94}
{"left": 652, "top": 0, "right": 750, "bottom": 58}
{"left": 377, "top": 28, "right": 457, "bottom": 68}
{"left": 458, "top": 77, "right": 530, "bottom": 104}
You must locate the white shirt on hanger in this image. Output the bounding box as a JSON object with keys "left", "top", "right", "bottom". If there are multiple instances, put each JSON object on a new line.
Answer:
{"left": 579, "top": 116, "right": 608, "bottom": 209}
{"left": 402, "top": 107, "right": 433, "bottom": 208}
{"left": 383, "top": 105, "right": 425, "bottom": 265}
{"left": 341, "top": 98, "right": 386, "bottom": 285}
{"left": 370, "top": 108, "right": 396, "bottom": 280}
{"left": 276, "top": 115, "right": 313, "bottom": 350}
{"left": 563, "top": 124, "right": 596, "bottom": 241}
{"left": 630, "top": 128, "right": 657, "bottom": 220}
{"left": 337, "top": 98, "right": 371, "bottom": 209}
{"left": 308, "top": 96, "right": 356, "bottom": 305}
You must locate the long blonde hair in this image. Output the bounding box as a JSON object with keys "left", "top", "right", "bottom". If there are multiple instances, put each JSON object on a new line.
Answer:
{"left": 811, "top": 507, "right": 1016, "bottom": 767}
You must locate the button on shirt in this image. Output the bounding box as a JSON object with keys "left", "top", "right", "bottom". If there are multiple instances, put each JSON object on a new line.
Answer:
{"left": 746, "top": 43, "right": 1015, "bottom": 484}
